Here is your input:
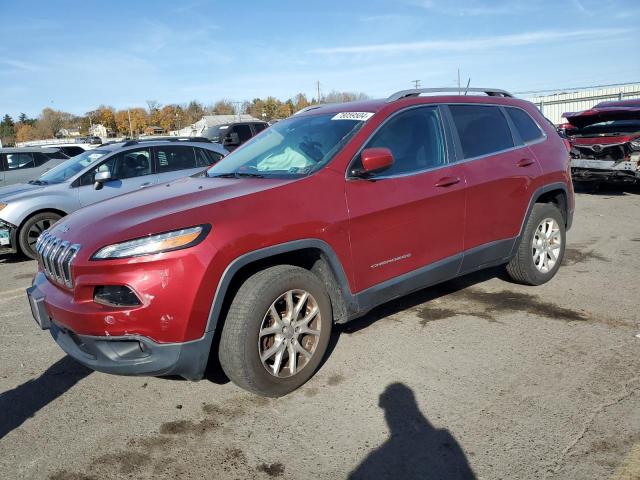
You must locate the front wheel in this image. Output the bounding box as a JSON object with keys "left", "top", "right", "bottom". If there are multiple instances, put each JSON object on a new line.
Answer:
{"left": 219, "top": 265, "right": 333, "bottom": 397}
{"left": 18, "top": 212, "right": 62, "bottom": 260}
{"left": 506, "top": 203, "right": 566, "bottom": 286}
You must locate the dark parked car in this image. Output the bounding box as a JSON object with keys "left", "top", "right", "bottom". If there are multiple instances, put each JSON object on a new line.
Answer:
{"left": 27, "top": 88, "right": 573, "bottom": 397}
{"left": 202, "top": 121, "right": 268, "bottom": 151}
{"left": 0, "top": 147, "right": 69, "bottom": 187}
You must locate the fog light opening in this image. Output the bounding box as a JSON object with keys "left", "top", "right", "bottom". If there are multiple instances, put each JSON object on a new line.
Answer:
{"left": 94, "top": 285, "right": 141, "bottom": 308}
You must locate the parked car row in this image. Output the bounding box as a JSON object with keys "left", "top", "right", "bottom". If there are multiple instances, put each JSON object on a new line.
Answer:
{"left": 0, "top": 138, "right": 227, "bottom": 257}
{"left": 23, "top": 88, "right": 574, "bottom": 397}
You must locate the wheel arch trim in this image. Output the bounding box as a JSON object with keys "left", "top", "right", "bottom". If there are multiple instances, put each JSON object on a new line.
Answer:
{"left": 204, "top": 239, "right": 356, "bottom": 334}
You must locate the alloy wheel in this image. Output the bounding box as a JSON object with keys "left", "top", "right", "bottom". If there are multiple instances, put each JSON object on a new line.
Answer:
{"left": 258, "top": 289, "right": 322, "bottom": 378}
{"left": 531, "top": 217, "right": 562, "bottom": 273}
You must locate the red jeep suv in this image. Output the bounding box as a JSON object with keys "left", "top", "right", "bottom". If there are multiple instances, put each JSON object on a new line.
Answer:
{"left": 27, "top": 88, "right": 574, "bottom": 397}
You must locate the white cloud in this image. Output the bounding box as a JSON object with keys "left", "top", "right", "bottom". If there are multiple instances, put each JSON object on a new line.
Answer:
{"left": 309, "top": 29, "right": 630, "bottom": 55}
{"left": 0, "top": 59, "right": 41, "bottom": 72}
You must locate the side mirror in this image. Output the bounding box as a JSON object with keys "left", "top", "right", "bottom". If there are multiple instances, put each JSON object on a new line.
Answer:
{"left": 93, "top": 170, "right": 112, "bottom": 190}
{"left": 353, "top": 148, "right": 394, "bottom": 177}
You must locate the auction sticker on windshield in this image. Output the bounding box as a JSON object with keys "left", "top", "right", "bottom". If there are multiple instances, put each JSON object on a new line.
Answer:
{"left": 0, "top": 229, "right": 10, "bottom": 246}
{"left": 331, "top": 112, "right": 374, "bottom": 121}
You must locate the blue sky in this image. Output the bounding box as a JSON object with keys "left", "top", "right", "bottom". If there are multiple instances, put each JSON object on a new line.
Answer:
{"left": 1, "top": 0, "right": 639, "bottom": 117}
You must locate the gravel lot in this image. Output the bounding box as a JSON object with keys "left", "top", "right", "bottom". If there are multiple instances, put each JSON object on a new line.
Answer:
{"left": 1, "top": 188, "right": 639, "bottom": 480}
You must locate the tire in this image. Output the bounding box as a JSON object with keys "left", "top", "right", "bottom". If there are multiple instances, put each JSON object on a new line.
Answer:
{"left": 18, "top": 212, "right": 62, "bottom": 260}
{"left": 506, "top": 203, "right": 566, "bottom": 286}
{"left": 219, "top": 265, "right": 333, "bottom": 397}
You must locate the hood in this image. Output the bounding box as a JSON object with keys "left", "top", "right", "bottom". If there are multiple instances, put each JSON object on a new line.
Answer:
{"left": 48, "top": 175, "right": 297, "bottom": 252}
{"left": 0, "top": 183, "right": 46, "bottom": 201}
{"left": 564, "top": 99, "right": 640, "bottom": 129}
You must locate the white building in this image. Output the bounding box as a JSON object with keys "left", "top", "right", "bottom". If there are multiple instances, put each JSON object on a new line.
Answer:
{"left": 171, "top": 114, "right": 262, "bottom": 137}
{"left": 89, "top": 123, "right": 114, "bottom": 138}
{"left": 522, "top": 82, "right": 640, "bottom": 125}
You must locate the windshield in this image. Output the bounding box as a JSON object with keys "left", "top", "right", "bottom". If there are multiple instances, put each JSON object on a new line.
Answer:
{"left": 34, "top": 149, "right": 109, "bottom": 184}
{"left": 569, "top": 119, "right": 640, "bottom": 137}
{"left": 206, "top": 113, "right": 365, "bottom": 178}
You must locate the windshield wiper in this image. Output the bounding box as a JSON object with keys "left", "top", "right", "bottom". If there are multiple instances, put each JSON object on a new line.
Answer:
{"left": 28, "top": 179, "right": 48, "bottom": 185}
{"left": 210, "top": 172, "right": 266, "bottom": 179}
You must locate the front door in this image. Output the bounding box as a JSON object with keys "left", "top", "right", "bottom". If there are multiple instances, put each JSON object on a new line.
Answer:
{"left": 77, "top": 147, "right": 157, "bottom": 207}
{"left": 345, "top": 105, "right": 467, "bottom": 293}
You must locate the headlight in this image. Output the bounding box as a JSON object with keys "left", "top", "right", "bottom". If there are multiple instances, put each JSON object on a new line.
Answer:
{"left": 630, "top": 139, "right": 640, "bottom": 151}
{"left": 0, "top": 203, "right": 6, "bottom": 212}
{"left": 92, "top": 225, "right": 210, "bottom": 259}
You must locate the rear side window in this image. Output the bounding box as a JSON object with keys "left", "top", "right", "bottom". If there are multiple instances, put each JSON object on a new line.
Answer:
{"left": 449, "top": 105, "right": 514, "bottom": 159}
{"left": 505, "top": 107, "right": 544, "bottom": 143}
{"left": 6, "top": 152, "right": 35, "bottom": 170}
{"left": 195, "top": 148, "right": 223, "bottom": 167}
{"left": 253, "top": 123, "right": 267, "bottom": 133}
{"left": 156, "top": 146, "right": 197, "bottom": 173}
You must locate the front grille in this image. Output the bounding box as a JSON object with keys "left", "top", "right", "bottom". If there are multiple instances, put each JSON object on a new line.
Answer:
{"left": 573, "top": 144, "right": 625, "bottom": 161}
{"left": 35, "top": 232, "right": 80, "bottom": 288}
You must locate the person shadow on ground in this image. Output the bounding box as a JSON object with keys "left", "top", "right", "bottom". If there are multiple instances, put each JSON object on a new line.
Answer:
{"left": 0, "top": 356, "right": 91, "bottom": 440}
{"left": 349, "top": 383, "right": 476, "bottom": 480}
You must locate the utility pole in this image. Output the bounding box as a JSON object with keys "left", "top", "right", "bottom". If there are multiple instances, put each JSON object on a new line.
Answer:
{"left": 316, "top": 81, "right": 321, "bottom": 104}
{"left": 412, "top": 79, "right": 421, "bottom": 89}
{"left": 232, "top": 101, "right": 244, "bottom": 121}
{"left": 127, "top": 109, "right": 133, "bottom": 138}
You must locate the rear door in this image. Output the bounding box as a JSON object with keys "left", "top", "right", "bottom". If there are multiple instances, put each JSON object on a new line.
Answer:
{"left": 77, "top": 147, "right": 157, "bottom": 207}
{"left": 345, "top": 105, "right": 467, "bottom": 292}
{"left": 447, "top": 104, "right": 542, "bottom": 263}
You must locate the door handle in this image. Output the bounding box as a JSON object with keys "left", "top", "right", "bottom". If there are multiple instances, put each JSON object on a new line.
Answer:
{"left": 139, "top": 182, "right": 153, "bottom": 188}
{"left": 517, "top": 158, "right": 535, "bottom": 167}
{"left": 434, "top": 176, "right": 461, "bottom": 187}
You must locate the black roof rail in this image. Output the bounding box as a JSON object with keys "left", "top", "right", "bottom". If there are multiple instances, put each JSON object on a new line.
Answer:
{"left": 386, "top": 87, "right": 514, "bottom": 102}
{"left": 120, "top": 136, "right": 213, "bottom": 147}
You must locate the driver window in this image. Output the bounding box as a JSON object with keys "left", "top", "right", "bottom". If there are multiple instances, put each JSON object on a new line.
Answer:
{"left": 80, "top": 148, "right": 151, "bottom": 185}
{"left": 362, "top": 106, "right": 446, "bottom": 176}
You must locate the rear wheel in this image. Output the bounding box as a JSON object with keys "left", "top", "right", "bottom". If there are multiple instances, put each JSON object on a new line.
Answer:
{"left": 18, "top": 212, "right": 61, "bottom": 259}
{"left": 506, "top": 203, "right": 566, "bottom": 285}
{"left": 219, "top": 265, "right": 332, "bottom": 397}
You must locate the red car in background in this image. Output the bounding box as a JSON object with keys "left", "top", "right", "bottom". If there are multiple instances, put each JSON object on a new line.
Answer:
{"left": 564, "top": 99, "right": 640, "bottom": 184}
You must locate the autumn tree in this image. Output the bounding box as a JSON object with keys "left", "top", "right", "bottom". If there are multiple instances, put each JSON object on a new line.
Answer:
{"left": 34, "top": 108, "right": 71, "bottom": 138}
{"left": 115, "top": 108, "right": 149, "bottom": 136}
{"left": 0, "top": 114, "right": 16, "bottom": 145}
{"left": 15, "top": 123, "right": 38, "bottom": 142}
{"left": 185, "top": 100, "right": 205, "bottom": 124}
{"left": 293, "top": 93, "right": 311, "bottom": 112}
{"left": 211, "top": 100, "right": 235, "bottom": 115}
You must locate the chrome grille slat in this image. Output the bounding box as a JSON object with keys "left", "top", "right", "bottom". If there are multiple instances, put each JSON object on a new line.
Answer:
{"left": 36, "top": 231, "right": 80, "bottom": 288}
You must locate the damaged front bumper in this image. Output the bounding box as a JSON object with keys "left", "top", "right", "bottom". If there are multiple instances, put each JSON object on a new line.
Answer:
{"left": 571, "top": 157, "right": 640, "bottom": 183}
{"left": 0, "top": 218, "right": 17, "bottom": 254}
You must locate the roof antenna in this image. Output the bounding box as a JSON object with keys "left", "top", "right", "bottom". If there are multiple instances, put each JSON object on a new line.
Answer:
{"left": 464, "top": 78, "right": 471, "bottom": 95}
